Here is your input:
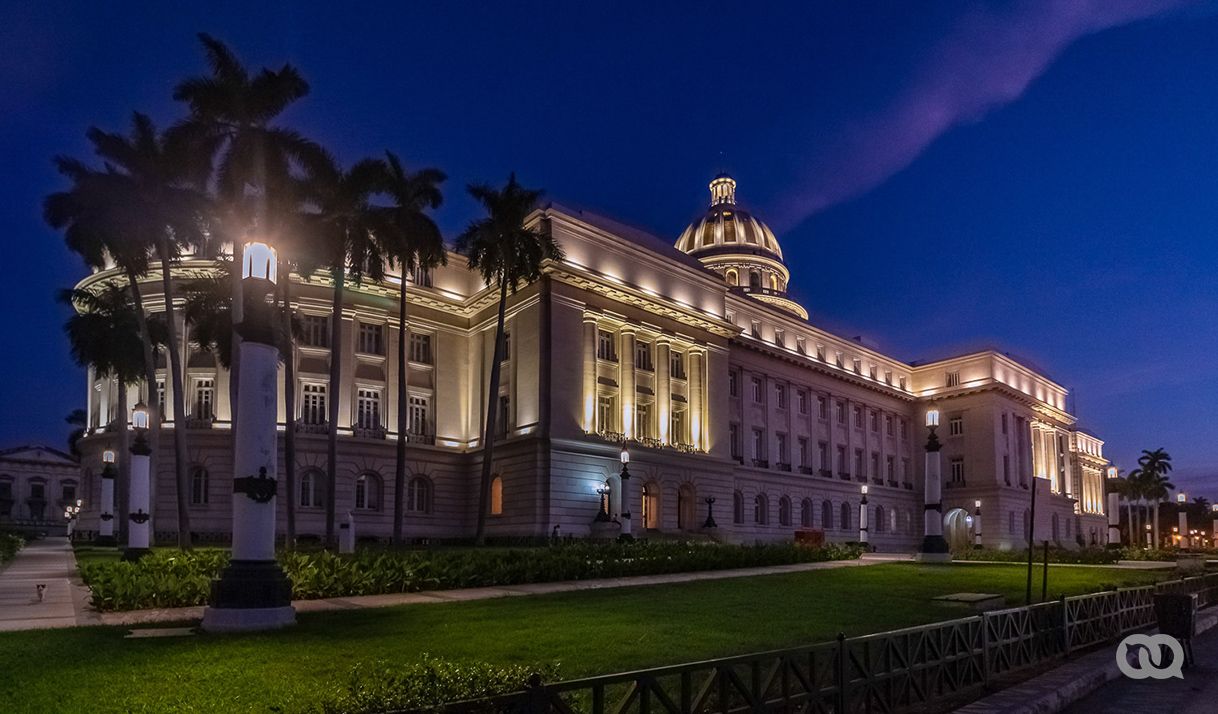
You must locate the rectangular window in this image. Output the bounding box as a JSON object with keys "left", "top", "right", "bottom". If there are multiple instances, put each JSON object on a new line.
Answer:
{"left": 356, "top": 389, "right": 381, "bottom": 430}
{"left": 902, "top": 457, "right": 911, "bottom": 483}
{"left": 950, "top": 458, "right": 965, "bottom": 484}
{"left": 886, "top": 456, "right": 895, "bottom": 480}
{"left": 302, "top": 384, "right": 327, "bottom": 425}
{"left": 885, "top": 415, "right": 894, "bottom": 436}
{"left": 1001, "top": 412, "right": 1008, "bottom": 434}
{"left": 818, "top": 396, "right": 828, "bottom": 420}
{"left": 597, "top": 330, "right": 617, "bottom": 361}
{"left": 193, "top": 379, "right": 215, "bottom": 420}
{"left": 597, "top": 394, "right": 616, "bottom": 432}
{"left": 156, "top": 380, "right": 166, "bottom": 417}
{"left": 774, "top": 384, "right": 786, "bottom": 410}
{"left": 816, "top": 344, "right": 826, "bottom": 360}
{"left": 751, "top": 376, "right": 763, "bottom": 403}
{"left": 670, "top": 351, "right": 685, "bottom": 379}
{"left": 409, "top": 333, "right": 433, "bottom": 364}
{"left": 729, "top": 423, "right": 741, "bottom": 459}
{"left": 501, "top": 332, "right": 511, "bottom": 362}
{"left": 870, "top": 410, "right": 879, "bottom": 432}
{"left": 670, "top": 409, "right": 685, "bottom": 444}
{"left": 900, "top": 419, "right": 908, "bottom": 440}
{"left": 836, "top": 400, "right": 846, "bottom": 425}
{"left": 884, "top": 370, "right": 892, "bottom": 385}
{"left": 728, "top": 369, "right": 739, "bottom": 397}
{"left": 853, "top": 406, "right": 863, "bottom": 429}
{"left": 835, "top": 351, "right": 844, "bottom": 368}
{"left": 818, "top": 441, "right": 829, "bottom": 470}
{"left": 899, "top": 376, "right": 907, "bottom": 390}
{"left": 357, "top": 323, "right": 384, "bottom": 355}
{"left": 635, "top": 341, "right": 653, "bottom": 371}
{"left": 777, "top": 433, "right": 788, "bottom": 464}
{"left": 796, "top": 337, "right": 806, "bottom": 355}
{"left": 1003, "top": 454, "right": 1011, "bottom": 485}
{"left": 870, "top": 452, "right": 880, "bottom": 478}
{"left": 497, "top": 395, "right": 511, "bottom": 436}
{"left": 410, "top": 265, "right": 433, "bottom": 287}
{"left": 797, "top": 390, "right": 808, "bottom": 415}
{"left": 301, "top": 314, "right": 329, "bottom": 348}
{"left": 407, "top": 395, "right": 430, "bottom": 435}
{"left": 949, "top": 416, "right": 964, "bottom": 436}
{"left": 852, "top": 358, "right": 862, "bottom": 374}
{"left": 752, "top": 429, "right": 765, "bottom": 460}
{"left": 635, "top": 403, "right": 651, "bottom": 439}
{"left": 836, "top": 445, "right": 847, "bottom": 474}
{"left": 945, "top": 371, "right": 961, "bottom": 387}
{"left": 853, "top": 449, "right": 864, "bottom": 477}
{"left": 774, "top": 329, "right": 785, "bottom": 347}
{"left": 798, "top": 437, "right": 809, "bottom": 467}
{"left": 750, "top": 321, "right": 761, "bottom": 338}
{"left": 868, "top": 364, "right": 877, "bottom": 380}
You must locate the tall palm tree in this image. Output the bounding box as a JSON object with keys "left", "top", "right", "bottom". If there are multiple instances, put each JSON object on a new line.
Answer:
{"left": 65, "top": 409, "right": 88, "bottom": 459}
{"left": 380, "top": 152, "right": 446, "bottom": 545}
{"left": 303, "top": 153, "right": 395, "bottom": 546}
{"left": 455, "top": 174, "right": 563, "bottom": 543}
{"left": 1137, "top": 448, "right": 1173, "bottom": 549}
{"left": 61, "top": 285, "right": 166, "bottom": 538}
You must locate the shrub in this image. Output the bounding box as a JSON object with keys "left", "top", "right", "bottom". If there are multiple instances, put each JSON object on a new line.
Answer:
{"left": 309, "top": 655, "right": 557, "bottom": 714}
{"left": 952, "top": 546, "right": 1121, "bottom": 565}
{"left": 0, "top": 532, "right": 23, "bottom": 564}
{"left": 79, "top": 540, "right": 864, "bottom": 611}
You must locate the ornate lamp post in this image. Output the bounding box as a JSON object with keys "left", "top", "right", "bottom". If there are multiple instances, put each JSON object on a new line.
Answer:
{"left": 96, "top": 449, "right": 117, "bottom": 547}
{"left": 1105, "top": 466, "right": 1121, "bottom": 547}
{"left": 202, "top": 241, "right": 295, "bottom": 633}
{"left": 618, "top": 444, "right": 633, "bottom": 540}
{"left": 64, "top": 499, "right": 82, "bottom": 539}
{"left": 594, "top": 484, "right": 611, "bottom": 522}
{"left": 703, "top": 496, "right": 717, "bottom": 529}
{"left": 973, "top": 499, "right": 982, "bottom": 549}
{"left": 122, "top": 402, "right": 152, "bottom": 562}
{"left": 1177, "top": 492, "right": 1188, "bottom": 550}
{"left": 1145, "top": 522, "right": 1152, "bottom": 548}
{"left": 858, "top": 484, "right": 869, "bottom": 546}
{"left": 917, "top": 406, "right": 950, "bottom": 561}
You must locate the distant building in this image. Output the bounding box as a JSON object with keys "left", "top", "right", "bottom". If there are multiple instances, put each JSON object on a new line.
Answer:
{"left": 73, "top": 174, "right": 1109, "bottom": 549}
{"left": 0, "top": 445, "right": 81, "bottom": 533}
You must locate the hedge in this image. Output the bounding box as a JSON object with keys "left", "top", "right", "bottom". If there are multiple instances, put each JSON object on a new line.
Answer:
{"left": 0, "top": 532, "right": 23, "bottom": 565}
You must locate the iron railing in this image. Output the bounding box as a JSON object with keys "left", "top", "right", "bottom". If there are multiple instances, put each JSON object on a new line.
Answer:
{"left": 425, "top": 572, "right": 1218, "bottom": 714}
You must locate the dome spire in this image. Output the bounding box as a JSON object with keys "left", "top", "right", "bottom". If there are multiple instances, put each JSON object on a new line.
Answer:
{"left": 709, "top": 173, "right": 736, "bottom": 206}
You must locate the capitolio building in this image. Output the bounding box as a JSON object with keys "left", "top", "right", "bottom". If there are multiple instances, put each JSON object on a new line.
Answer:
{"left": 72, "top": 174, "right": 1112, "bottom": 551}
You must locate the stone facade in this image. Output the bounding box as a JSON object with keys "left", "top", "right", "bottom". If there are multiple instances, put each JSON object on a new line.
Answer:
{"left": 0, "top": 446, "right": 81, "bottom": 533}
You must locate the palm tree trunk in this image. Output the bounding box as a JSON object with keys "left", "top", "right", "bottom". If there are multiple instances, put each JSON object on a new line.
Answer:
{"left": 1126, "top": 500, "right": 1133, "bottom": 545}
{"left": 474, "top": 280, "right": 510, "bottom": 544}
{"left": 115, "top": 379, "right": 130, "bottom": 543}
{"left": 393, "top": 280, "right": 408, "bottom": 546}
{"left": 280, "top": 269, "right": 298, "bottom": 548}
{"left": 230, "top": 241, "right": 244, "bottom": 423}
{"left": 1153, "top": 502, "right": 1161, "bottom": 549}
{"left": 325, "top": 265, "right": 345, "bottom": 548}
{"left": 158, "top": 245, "right": 192, "bottom": 549}
{"left": 122, "top": 266, "right": 158, "bottom": 532}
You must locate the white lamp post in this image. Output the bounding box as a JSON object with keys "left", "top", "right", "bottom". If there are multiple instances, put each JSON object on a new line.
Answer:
{"left": 858, "top": 485, "right": 869, "bottom": 547}
{"left": 1105, "top": 466, "right": 1121, "bottom": 547}
{"left": 618, "top": 444, "right": 633, "bottom": 540}
{"left": 973, "top": 499, "right": 982, "bottom": 548}
{"left": 96, "top": 449, "right": 117, "bottom": 547}
{"left": 122, "top": 402, "right": 152, "bottom": 561}
{"left": 1177, "top": 493, "right": 1188, "bottom": 550}
{"left": 917, "top": 406, "right": 950, "bottom": 561}
{"left": 202, "top": 241, "right": 295, "bottom": 633}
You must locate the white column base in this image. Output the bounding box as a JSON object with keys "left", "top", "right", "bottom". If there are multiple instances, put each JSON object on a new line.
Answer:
{"left": 200, "top": 606, "right": 296, "bottom": 633}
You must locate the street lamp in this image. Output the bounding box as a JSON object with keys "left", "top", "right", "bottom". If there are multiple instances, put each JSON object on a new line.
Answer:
{"left": 202, "top": 241, "right": 295, "bottom": 633}
{"left": 703, "top": 496, "right": 717, "bottom": 529}
{"left": 123, "top": 401, "right": 152, "bottom": 561}
{"left": 1145, "top": 522, "right": 1152, "bottom": 548}
{"left": 1177, "top": 492, "right": 1189, "bottom": 550}
{"left": 97, "top": 449, "right": 117, "bottom": 546}
{"left": 917, "top": 405, "right": 950, "bottom": 561}
{"left": 617, "top": 444, "right": 633, "bottom": 540}
{"left": 973, "top": 499, "right": 982, "bottom": 549}
{"left": 858, "top": 484, "right": 869, "bottom": 547}
{"left": 594, "top": 484, "right": 611, "bottom": 522}
{"left": 64, "top": 500, "right": 82, "bottom": 538}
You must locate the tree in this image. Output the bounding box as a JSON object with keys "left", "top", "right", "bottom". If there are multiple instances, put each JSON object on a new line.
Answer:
{"left": 380, "top": 152, "right": 446, "bottom": 545}
{"left": 455, "top": 174, "right": 563, "bottom": 543}
{"left": 65, "top": 410, "right": 87, "bottom": 459}
{"left": 1137, "top": 448, "right": 1173, "bottom": 549}
{"left": 303, "top": 153, "right": 396, "bottom": 546}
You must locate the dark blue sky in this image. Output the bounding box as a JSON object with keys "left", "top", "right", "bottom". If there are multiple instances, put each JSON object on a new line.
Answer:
{"left": 2, "top": 1, "right": 1216, "bottom": 496}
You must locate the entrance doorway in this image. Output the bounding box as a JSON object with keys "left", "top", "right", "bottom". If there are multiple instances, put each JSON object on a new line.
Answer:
{"left": 943, "top": 508, "right": 972, "bottom": 551}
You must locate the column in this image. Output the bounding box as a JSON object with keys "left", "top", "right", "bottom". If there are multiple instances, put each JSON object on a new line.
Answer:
{"left": 656, "top": 339, "right": 671, "bottom": 444}
{"left": 689, "top": 349, "right": 704, "bottom": 451}
{"left": 96, "top": 451, "right": 117, "bottom": 547}
{"left": 582, "top": 317, "right": 597, "bottom": 432}
{"left": 1107, "top": 487, "right": 1121, "bottom": 546}
{"left": 123, "top": 406, "right": 152, "bottom": 561}
{"left": 338, "top": 310, "right": 356, "bottom": 430}
{"left": 619, "top": 327, "right": 636, "bottom": 438}
{"left": 859, "top": 487, "right": 869, "bottom": 546}
{"left": 918, "top": 410, "right": 950, "bottom": 560}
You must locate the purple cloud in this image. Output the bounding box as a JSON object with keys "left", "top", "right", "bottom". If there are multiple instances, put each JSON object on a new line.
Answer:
{"left": 769, "top": 0, "right": 1199, "bottom": 230}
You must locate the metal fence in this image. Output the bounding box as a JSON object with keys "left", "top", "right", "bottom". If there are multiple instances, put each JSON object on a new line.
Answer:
{"left": 426, "top": 572, "right": 1218, "bottom": 714}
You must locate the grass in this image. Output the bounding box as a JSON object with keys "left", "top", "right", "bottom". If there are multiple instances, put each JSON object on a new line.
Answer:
{"left": 0, "top": 561, "right": 1167, "bottom": 713}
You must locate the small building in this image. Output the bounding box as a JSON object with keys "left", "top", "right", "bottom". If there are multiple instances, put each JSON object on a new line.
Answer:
{"left": 0, "top": 445, "right": 81, "bottom": 535}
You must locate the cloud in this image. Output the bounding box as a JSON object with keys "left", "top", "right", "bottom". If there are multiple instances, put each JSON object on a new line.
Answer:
{"left": 769, "top": 0, "right": 1199, "bottom": 230}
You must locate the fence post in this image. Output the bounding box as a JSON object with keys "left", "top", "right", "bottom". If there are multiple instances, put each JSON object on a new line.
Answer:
{"left": 1060, "top": 595, "right": 1070, "bottom": 659}
{"left": 526, "top": 673, "right": 546, "bottom": 714}
{"left": 835, "top": 632, "right": 848, "bottom": 714}
{"left": 981, "top": 613, "right": 991, "bottom": 689}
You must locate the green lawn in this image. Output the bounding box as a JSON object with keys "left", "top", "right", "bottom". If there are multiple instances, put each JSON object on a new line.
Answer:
{"left": 0, "top": 562, "right": 1166, "bottom": 713}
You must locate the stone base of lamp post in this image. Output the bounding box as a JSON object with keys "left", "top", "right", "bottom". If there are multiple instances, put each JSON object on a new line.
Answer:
{"left": 589, "top": 520, "right": 622, "bottom": 540}
{"left": 201, "top": 560, "right": 295, "bottom": 633}
{"left": 94, "top": 534, "right": 117, "bottom": 547}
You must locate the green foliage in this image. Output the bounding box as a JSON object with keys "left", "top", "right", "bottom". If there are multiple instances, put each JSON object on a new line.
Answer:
{"left": 952, "top": 546, "right": 1121, "bottom": 565}
{"left": 0, "top": 533, "right": 24, "bottom": 564}
{"left": 311, "top": 655, "right": 556, "bottom": 714}
{"left": 79, "top": 541, "right": 865, "bottom": 611}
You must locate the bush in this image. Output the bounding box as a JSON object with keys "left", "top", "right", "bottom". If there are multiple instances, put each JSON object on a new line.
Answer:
{"left": 80, "top": 540, "right": 865, "bottom": 611}
{"left": 0, "top": 532, "right": 23, "bottom": 564}
{"left": 309, "top": 655, "right": 557, "bottom": 714}
{"left": 952, "top": 546, "right": 1121, "bottom": 565}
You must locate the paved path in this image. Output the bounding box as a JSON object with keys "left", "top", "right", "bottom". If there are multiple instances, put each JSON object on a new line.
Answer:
{"left": 0, "top": 537, "right": 95, "bottom": 632}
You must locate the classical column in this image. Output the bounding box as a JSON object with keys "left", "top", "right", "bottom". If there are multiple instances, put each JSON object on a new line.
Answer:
{"left": 202, "top": 242, "right": 295, "bottom": 633}
{"left": 656, "top": 338, "right": 671, "bottom": 444}
{"left": 973, "top": 499, "right": 982, "bottom": 548}
{"left": 689, "top": 349, "right": 704, "bottom": 450}
{"left": 858, "top": 485, "right": 869, "bottom": 547}
{"left": 122, "top": 403, "right": 152, "bottom": 562}
{"left": 96, "top": 449, "right": 117, "bottom": 547}
{"left": 1106, "top": 468, "right": 1121, "bottom": 547}
{"left": 618, "top": 445, "right": 633, "bottom": 539}
{"left": 1177, "top": 493, "right": 1189, "bottom": 550}
{"left": 917, "top": 407, "right": 951, "bottom": 561}
{"left": 619, "top": 328, "right": 636, "bottom": 438}
{"left": 582, "top": 316, "right": 597, "bottom": 432}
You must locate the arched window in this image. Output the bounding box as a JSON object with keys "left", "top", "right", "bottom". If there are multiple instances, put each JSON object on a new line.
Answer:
{"left": 407, "top": 476, "right": 432, "bottom": 514}
{"left": 189, "top": 466, "right": 209, "bottom": 506}
{"left": 749, "top": 271, "right": 761, "bottom": 290}
{"left": 754, "top": 494, "right": 768, "bottom": 525}
{"left": 490, "top": 475, "right": 504, "bottom": 515}
{"left": 642, "top": 482, "right": 661, "bottom": 529}
{"left": 801, "top": 498, "right": 813, "bottom": 527}
{"left": 733, "top": 490, "right": 744, "bottom": 524}
{"left": 889, "top": 508, "right": 897, "bottom": 533}
{"left": 355, "top": 472, "right": 381, "bottom": 511}
{"left": 677, "top": 483, "right": 697, "bottom": 530}
{"left": 778, "top": 496, "right": 792, "bottom": 526}
{"left": 875, "top": 505, "right": 885, "bottom": 533}
{"left": 840, "top": 502, "right": 851, "bottom": 531}
{"left": 300, "top": 469, "right": 325, "bottom": 508}
{"left": 725, "top": 269, "right": 738, "bottom": 286}
{"left": 770, "top": 274, "right": 778, "bottom": 290}
{"left": 822, "top": 500, "right": 834, "bottom": 530}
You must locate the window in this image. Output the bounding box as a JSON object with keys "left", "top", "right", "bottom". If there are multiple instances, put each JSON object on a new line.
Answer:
{"left": 836, "top": 400, "right": 846, "bottom": 425}
{"left": 1003, "top": 455, "right": 1011, "bottom": 485}
{"left": 778, "top": 496, "right": 791, "bottom": 526}
{"left": 868, "top": 364, "right": 877, "bottom": 380}
{"left": 853, "top": 406, "right": 863, "bottom": 429}
{"left": 670, "top": 409, "right": 686, "bottom": 444}
{"left": 853, "top": 449, "right": 864, "bottom": 477}
{"left": 818, "top": 441, "right": 829, "bottom": 470}
{"left": 355, "top": 473, "right": 380, "bottom": 510}
{"left": 884, "top": 370, "right": 892, "bottom": 385}
{"left": 774, "top": 329, "right": 785, "bottom": 348}
{"left": 754, "top": 494, "right": 768, "bottom": 524}
{"left": 836, "top": 445, "right": 847, "bottom": 474}
{"left": 597, "top": 330, "right": 616, "bottom": 361}
{"left": 886, "top": 456, "right": 895, "bottom": 481}
{"left": 949, "top": 416, "right": 963, "bottom": 436}
{"left": 822, "top": 501, "right": 834, "bottom": 529}
{"left": 752, "top": 429, "right": 765, "bottom": 460}
{"left": 497, "top": 395, "right": 512, "bottom": 437}
{"left": 190, "top": 466, "right": 209, "bottom": 505}
{"left": 729, "top": 370, "right": 739, "bottom": 397}
{"left": 949, "top": 458, "right": 965, "bottom": 484}
{"left": 733, "top": 491, "right": 744, "bottom": 524}
{"left": 356, "top": 389, "right": 381, "bottom": 430}
{"left": 635, "top": 341, "right": 653, "bottom": 371}
{"left": 597, "top": 394, "right": 616, "bottom": 432}
{"left": 299, "top": 469, "right": 324, "bottom": 508}
{"left": 816, "top": 344, "right": 826, "bottom": 361}
{"left": 156, "top": 380, "right": 166, "bottom": 416}
{"left": 1001, "top": 412, "right": 1008, "bottom": 434}
{"left": 193, "top": 378, "right": 215, "bottom": 420}
{"left": 776, "top": 433, "right": 788, "bottom": 464}
{"left": 797, "top": 390, "right": 808, "bottom": 415}
{"left": 490, "top": 476, "right": 504, "bottom": 515}
{"left": 774, "top": 384, "right": 786, "bottom": 409}
{"left": 902, "top": 458, "right": 911, "bottom": 484}
{"left": 900, "top": 419, "right": 908, "bottom": 440}
{"left": 408, "top": 396, "right": 430, "bottom": 435}
{"left": 796, "top": 337, "right": 806, "bottom": 355}
{"left": 751, "top": 376, "right": 763, "bottom": 403}
{"left": 870, "top": 411, "right": 879, "bottom": 432}
{"left": 852, "top": 358, "right": 862, "bottom": 374}
{"left": 729, "top": 423, "right": 741, "bottom": 459}
{"left": 870, "top": 452, "right": 880, "bottom": 478}
{"left": 301, "top": 384, "right": 327, "bottom": 425}
{"left": 357, "top": 323, "right": 384, "bottom": 355}
{"left": 886, "top": 415, "right": 893, "bottom": 436}
{"left": 840, "top": 502, "right": 851, "bottom": 531}
{"left": 501, "top": 332, "right": 511, "bottom": 362}
{"left": 798, "top": 438, "right": 809, "bottom": 467}
{"left": 409, "top": 333, "right": 433, "bottom": 364}
{"left": 899, "top": 376, "right": 907, "bottom": 390}
{"left": 61, "top": 481, "right": 77, "bottom": 504}
{"left": 818, "top": 396, "right": 828, "bottom": 420}
{"left": 670, "top": 351, "right": 685, "bottom": 379}
{"left": 634, "top": 403, "right": 650, "bottom": 439}
{"left": 945, "top": 371, "right": 960, "bottom": 387}
{"left": 835, "top": 351, "right": 844, "bottom": 368}
{"left": 801, "top": 499, "right": 813, "bottom": 527}
{"left": 410, "top": 265, "right": 433, "bottom": 287}
{"left": 750, "top": 320, "right": 761, "bottom": 338}
{"left": 301, "top": 314, "right": 329, "bottom": 348}
{"left": 407, "top": 476, "right": 432, "bottom": 514}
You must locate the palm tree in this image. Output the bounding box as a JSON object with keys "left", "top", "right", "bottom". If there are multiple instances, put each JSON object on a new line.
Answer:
{"left": 65, "top": 410, "right": 87, "bottom": 459}
{"left": 303, "top": 153, "right": 396, "bottom": 546}
{"left": 455, "top": 174, "right": 563, "bottom": 543}
{"left": 1137, "top": 448, "right": 1174, "bottom": 548}
{"left": 61, "top": 285, "right": 166, "bottom": 536}
{"left": 380, "top": 152, "right": 446, "bottom": 545}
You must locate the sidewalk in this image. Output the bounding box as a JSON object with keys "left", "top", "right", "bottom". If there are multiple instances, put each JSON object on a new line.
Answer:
{"left": 0, "top": 537, "right": 95, "bottom": 632}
